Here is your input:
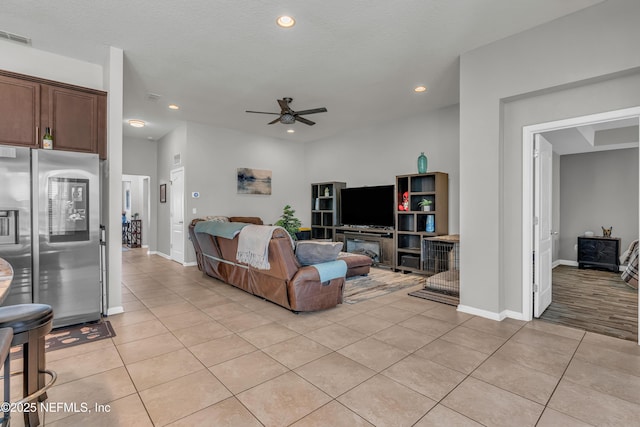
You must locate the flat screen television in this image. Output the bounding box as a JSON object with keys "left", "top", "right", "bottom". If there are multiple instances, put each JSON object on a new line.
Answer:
{"left": 340, "top": 185, "right": 395, "bottom": 227}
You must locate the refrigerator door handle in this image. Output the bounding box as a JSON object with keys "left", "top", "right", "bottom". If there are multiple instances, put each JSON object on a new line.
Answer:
{"left": 31, "top": 150, "right": 40, "bottom": 303}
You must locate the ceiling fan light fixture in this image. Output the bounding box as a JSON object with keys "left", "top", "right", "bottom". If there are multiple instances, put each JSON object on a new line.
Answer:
{"left": 280, "top": 113, "right": 295, "bottom": 124}
{"left": 128, "top": 119, "right": 146, "bottom": 128}
{"left": 287, "top": 129, "right": 295, "bottom": 133}
{"left": 414, "top": 85, "right": 427, "bottom": 93}
{"left": 276, "top": 15, "right": 295, "bottom": 28}
{"left": 168, "top": 104, "right": 180, "bottom": 110}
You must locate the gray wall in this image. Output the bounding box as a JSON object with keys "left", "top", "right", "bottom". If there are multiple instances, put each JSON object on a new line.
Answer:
{"left": 460, "top": 0, "right": 640, "bottom": 317}
{"left": 157, "top": 124, "right": 187, "bottom": 257}
{"left": 559, "top": 148, "right": 639, "bottom": 260}
{"left": 183, "top": 122, "right": 307, "bottom": 264}
{"left": 305, "top": 105, "right": 460, "bottom": 233}
{"left": 552, "top": 151, "right": 560, "bottom": 262}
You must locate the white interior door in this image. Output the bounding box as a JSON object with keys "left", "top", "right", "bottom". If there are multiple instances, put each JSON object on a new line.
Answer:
{"left": 534, "top": 134, "right": 553, "bottom": 317}
{"left": 170, "top": 168, "right": 185, "bottom": 264}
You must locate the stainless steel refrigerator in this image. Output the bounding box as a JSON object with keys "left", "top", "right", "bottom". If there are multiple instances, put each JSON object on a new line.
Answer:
{"left": 0, "top": 145, "right": 101, "bottom": 328}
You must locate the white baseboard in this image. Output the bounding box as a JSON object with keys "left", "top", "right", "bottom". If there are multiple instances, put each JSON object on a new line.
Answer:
{"left": 457, "top": 305, "right": 502, "bottom": 321}
{"left": 501, "top": 310, "right": 527, "bottom": 321}
{"left": 105, "top": 306, "right": 124, "bottom": 316}
{"left": 458, "top": 305, "right": 529, "bottom": 322}
{"left": 183, "top": 261, "right": 197, "bottom": 267}
{"left": 156, "top": 251, "right": 171, "bottom": 260}
{"left": 555, "top": 259, "right": 578, "bottom": 268}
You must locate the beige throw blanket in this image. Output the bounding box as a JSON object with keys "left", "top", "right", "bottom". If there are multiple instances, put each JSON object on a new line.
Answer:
{"left": 236, "top": 225, "right": 289, "bottom": 270}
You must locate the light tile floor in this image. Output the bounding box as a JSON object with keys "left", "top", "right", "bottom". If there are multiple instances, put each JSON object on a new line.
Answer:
{"left": 9, "top": 249, "right": 640, "bottom": 426}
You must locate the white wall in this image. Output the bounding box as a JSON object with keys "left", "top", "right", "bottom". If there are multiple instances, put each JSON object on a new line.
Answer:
{"left": 459, "top": 0, "right": 640, "bottom": 318}
{"left": 305, "top": 105, "right": 460, "bottom": 234}
{"left": 0, "top": 41, "right": 103, "bottom": 90}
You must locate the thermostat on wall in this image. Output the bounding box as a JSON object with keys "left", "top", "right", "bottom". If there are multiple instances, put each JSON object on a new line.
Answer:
{"left": 192, "top": 192, "right": 200, "bottom": 198}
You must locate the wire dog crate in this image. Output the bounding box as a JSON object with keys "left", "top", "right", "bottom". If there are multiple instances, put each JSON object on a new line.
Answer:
{"left": 409, "top": 235, "right": 460, "bottom": 305}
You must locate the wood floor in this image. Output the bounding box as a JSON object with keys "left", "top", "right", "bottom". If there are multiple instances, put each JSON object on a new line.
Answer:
{"left": 540, "top": 265, "right": 638, "bottom": 342}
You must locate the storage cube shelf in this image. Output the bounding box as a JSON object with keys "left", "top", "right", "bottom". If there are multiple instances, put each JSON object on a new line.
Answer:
{"left": 395, "top": 172, "right": 449, "bottom": 273}
{"left": 310, "top": 182, "right": 345, "bottom": 240}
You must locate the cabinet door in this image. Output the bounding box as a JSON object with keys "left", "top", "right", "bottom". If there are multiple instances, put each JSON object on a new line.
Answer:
{"left": 0, "top": 75, "right": 40, "bottom": 147}
{"left": 44, "top": 85, "right": 98, "bottom": 154}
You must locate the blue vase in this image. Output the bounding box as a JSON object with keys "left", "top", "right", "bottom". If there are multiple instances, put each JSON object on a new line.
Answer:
{"left": 417, "top": 152, "right": 427, "bottom": 174}
{"left": 426, "top": 215, "right": 435, "bottom": 232}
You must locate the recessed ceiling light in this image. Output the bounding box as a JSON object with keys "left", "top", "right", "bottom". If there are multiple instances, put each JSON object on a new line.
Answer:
{"left": 414, "top": 86, "right": 427, "bottom": 93}
{"left": 287, "top": 129, "right": 295, "bottom": 133}
{"left": 276, "top": 15, "right": 295, "bottom": 28}
{"left": 128, "top": 119, "right": 145, "bottom": 128}
{"left": 168, "top": 104, "right": 179, "bottom": 110}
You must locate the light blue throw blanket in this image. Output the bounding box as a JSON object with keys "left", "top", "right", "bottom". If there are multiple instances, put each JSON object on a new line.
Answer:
{"left": 312, "top": 260, "right": 347, "bottom": 284}
{"left": 194, "top": 221, "right": 248, "bottom": 239}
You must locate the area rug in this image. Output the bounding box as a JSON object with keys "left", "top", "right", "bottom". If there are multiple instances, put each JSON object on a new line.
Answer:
{"left": 11, "top": 320, "right": 116, "bottom": 359}
{"left": 343, "top": 267, "right": 423, "bottom": 304}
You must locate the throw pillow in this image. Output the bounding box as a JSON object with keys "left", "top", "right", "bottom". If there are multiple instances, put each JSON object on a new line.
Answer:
{"left": 296, "top": 241, "right": 343, "bottom": 266}
{"left": 204, "top": 216, "right": 229, "bottom": 223}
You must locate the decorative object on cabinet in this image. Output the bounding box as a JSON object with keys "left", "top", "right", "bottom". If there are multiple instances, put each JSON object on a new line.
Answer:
{"left": 418, "top": 198, "right": 432, "bottom": 211}
{"left": 417, "top": 152, "right": 428, "bottom": 174}
{"left": 395, "top": 172, "right": 448, "bottom": 273}
{"left": 398, "top": 191, "right": 409, "bottom": 211}
{"left": 159, "top": 184, "right": 166, "bottom": 203}
{"left": 237, "top": 167, "right": 272, "bottom": 195}
{"left": 274, "top": 205, "right": 302, "bottom": 240}
{"left": 578, "top": 236, "right": 620, "bottom": 272}
{"left": 601, "top": 226, "right": 612, "bottom": 238}
{"left": 310, "top": 182, "right": 346, "bottom": 240}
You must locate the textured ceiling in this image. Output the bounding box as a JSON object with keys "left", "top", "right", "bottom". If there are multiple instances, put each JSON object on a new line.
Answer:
{"left": 1, "top": 0, "right": 604, "bottom": 142}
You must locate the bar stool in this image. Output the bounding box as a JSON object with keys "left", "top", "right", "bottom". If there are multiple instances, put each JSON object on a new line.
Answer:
{"left": 0, "top": 304, "right": 57, "bottom": 427}
{"left": 0, "top": 327, "right": 13, "bottom": 427}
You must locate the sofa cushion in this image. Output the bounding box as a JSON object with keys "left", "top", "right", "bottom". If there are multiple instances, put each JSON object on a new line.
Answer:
{"left": 296, "top": 241, "right": 344, "bottom": 266}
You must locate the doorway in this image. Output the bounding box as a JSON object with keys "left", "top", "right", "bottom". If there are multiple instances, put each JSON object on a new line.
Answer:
{"left": 522, "top": 106, "right": 640, "bottom": 343}
{"left": 122, "top": 174, "right": 151, "bottom": 248}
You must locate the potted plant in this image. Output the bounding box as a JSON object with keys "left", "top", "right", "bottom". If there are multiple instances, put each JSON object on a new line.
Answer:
{"left": 275, "top": 205, "right": 302, "bottom": 240}
{"left": 418, "top": 199, "right": 433, "bottom": 211}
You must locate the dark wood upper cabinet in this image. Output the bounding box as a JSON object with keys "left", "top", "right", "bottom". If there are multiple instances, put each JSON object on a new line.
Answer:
{"left": 42, "top": 85, "right": 98, "bottom": 154}
{"left": 0, "top": 70, "right": 107, "bottom": 159}
{"left": 0, "top": 74, "right": 40, "bottom": 148}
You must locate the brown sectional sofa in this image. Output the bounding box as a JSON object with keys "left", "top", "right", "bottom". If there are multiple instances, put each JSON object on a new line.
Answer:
{"left": 189, "top": 217, "right": 372, "bottom": 312}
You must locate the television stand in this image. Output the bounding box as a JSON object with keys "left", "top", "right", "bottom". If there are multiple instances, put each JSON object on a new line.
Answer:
{"left": 334, "top": 227, "right": 395, "bottom": 268}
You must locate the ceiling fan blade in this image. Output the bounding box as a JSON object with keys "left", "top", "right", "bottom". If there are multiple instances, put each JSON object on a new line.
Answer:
{"left": 268, "top": 117, "right": 282, "bottom": 125}
{"left": 277, "top": 99, "right": 290, "bottom": 112}
{"left": 294, "top": 107, "right": 327, "bottom": 115}
{"left": 246, "top": 110, "right": 281, "bottom": 115}
{"left": 295, "top": 116, "right": 316, "bottom": 126}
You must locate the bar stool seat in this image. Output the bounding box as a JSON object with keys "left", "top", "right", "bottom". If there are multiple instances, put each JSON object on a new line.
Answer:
{"left": 0, "top": 327, "right": 13, "bottom": 427}
{"left": 0, "top": 304, "right": 56, "bottom": 427}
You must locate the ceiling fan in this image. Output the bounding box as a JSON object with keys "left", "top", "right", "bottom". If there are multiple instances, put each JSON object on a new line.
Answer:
{"left": 246, "top": 97, "right": 327, "bottom": 126}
